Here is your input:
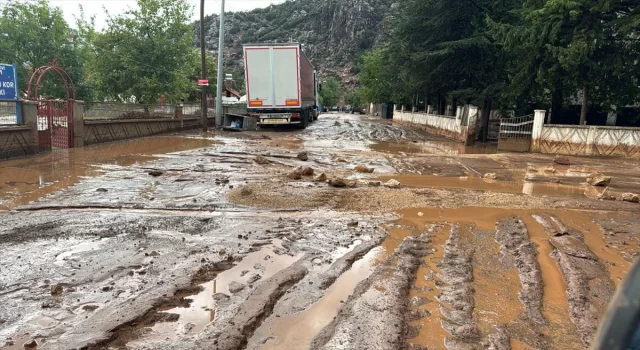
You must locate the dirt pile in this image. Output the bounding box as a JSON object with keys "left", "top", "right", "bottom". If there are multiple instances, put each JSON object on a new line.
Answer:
{"left": 587, "top": 173, "right": 611, "bottom": 186}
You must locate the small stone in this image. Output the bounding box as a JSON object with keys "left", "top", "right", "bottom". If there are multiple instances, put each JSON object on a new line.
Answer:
{"left": 299, "top": 166, "right": 314, "bottom": 176}
{"left": 240, "top": 187, "right": 253, "bottom": 196}
{"left": 82, "top": 304, "right": 100, "bottom": 312}
{"left": 328, "top": 177, "right": 347, "bottom": 188}
{"left": 254, "top": 156, "right": 270, "bottom": 165}
{"left": 50, "top": 284, "right": 63, "bottom": 296}
{"left": 617, "top": 192, "right": 640, "bottom": 203}
{"left": 148, "top": 170, "right": 163, "bottom": 177}
{"left": 549, "top": 177, "right": 561, "bottom": 184}
{"left": 336, "top": 158, "right": 347, "bottom": 163}
{"left": 368, "top": 181, "right": 381, "bottom": 187}
{"left": 228, "top": 281, "right": 245, "bottom": 294}
{"left": 354, "top": 164, "right": 374, "bottom": 173}
{"left": 287, "top": 169, "right": 302, "bottom": 180}
{"left": 587, "top": 172, "right": 611, "bottom": 186}
{"left": 553, "top": 156, "right": 571, "bottom": 165}
{"left": 543, "top": 167, "right": 557, "bottom": 174}
{"left": 23, "top": 340, "right": 38, "bottom": 348}
{"left": 240, "top": 270, "right": 250, "bottom": 277}
{"left": 314, "top": 173, "right": 328, "bottom": 182}
{"left": 483, "top": 173, "right": 497, "bottom": 180}
{"left": 297, "top": 151, "right": 309, "bottom": 161}
{"left": 219, "top": 248, "right": 226, "bottom": 255}
{"left": 418, "top": 212, "right": 424, "bottom": 217}
{"left": 347, "top": 221, "right": 359, "bottom": 227}
{"left": 248, "top": 273, "right": 262, "bottom": 283}
{"left": 102, "top": 286, "right": 113, "bottom": 292}
{"left": 96, "top": 188, "right": 108, "bottom": 192}
{"left": 384, "top": 179, "right": 401, "bottom": 188}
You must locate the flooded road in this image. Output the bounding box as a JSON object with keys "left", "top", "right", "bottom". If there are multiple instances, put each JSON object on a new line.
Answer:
{"left": 1, "top": 113, "right": 639, "bottom": 350}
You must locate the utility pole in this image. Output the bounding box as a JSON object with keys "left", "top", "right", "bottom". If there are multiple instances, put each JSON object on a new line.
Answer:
{"left": 200, "top": 0, "right": 208, "bottom": 131}
{"left": 215, "top": 0, "right": 225, "bottom": 127}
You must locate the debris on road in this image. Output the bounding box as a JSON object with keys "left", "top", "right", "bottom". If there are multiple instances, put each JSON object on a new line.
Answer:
{"left": 314, "top": 173, "right": 328, "bottom": 182}
{"left": 50, "top": 284, "right": 63, "bottom": 295}
{"left": 254, "top": 155, "right": 271, "bottom": 165}
{"left": 553, "top": 156, "right": 571, "bottom": 165}
{"left": 384, "top": 179, "right": 401, "bottom": 188}
{"left": 297, "top": 151, "right": 309, "bottom": 161}
{"left": 618, "top": 192, "right": 640, "bottom": 203}
{"left": 354, "top": 164, "right": 375, "bottom": 173}
{"left": 240, "top": 187, "right": 253, "bottom": 196}
{"left": 587, "top": 172, "right": 612, "bottom": 186}
{"left": 229, "top": 281, "right": 245, "bottom": 294}
{"left": 483, "top": 172, "right": 498, "bottom": 180}
{"left": 148, "top": 170, "right": 163, "bottom": 177}
{"left": 328, "top": 177, "right": 347, "bottom": 188}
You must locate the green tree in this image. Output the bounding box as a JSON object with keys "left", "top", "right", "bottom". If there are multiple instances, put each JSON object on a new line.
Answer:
{"left": 88, "top": 0, "right": 195, "bottom": 104}
{"left": 319, "top": 77, "right": 342, "bottom": 107}
{"left": 185, "top": 50, "right": 216, "bottom": 101}
{"left": 345, "top": 88, "right": 365, "bottom": 107}
{"left": 0, "top": 0, "right": 92, "bottom": 100}
{"left": 358, "top": 48, "right": 392, "bottom": 104}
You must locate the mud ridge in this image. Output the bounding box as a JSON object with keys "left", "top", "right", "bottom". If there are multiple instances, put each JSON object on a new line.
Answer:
{"left": 495, "top": 218, "right": 545, "bottom": 325}
{"left": 318, "top": 236, "right": 385, "bottom": 289}
{"left": 438, "top": 226, "right": 479, "bottom": 350}
{"left": 536, "top": 215, "right": 616, "bottom": 347}
{"left": 310, "top": 234, "right": 431, "bottom": 350}
{"left": 197, "top": 262, "right": 308, "bottom": 350}
{"left": 86, "top": 262, "right": 234, "bottom": 349}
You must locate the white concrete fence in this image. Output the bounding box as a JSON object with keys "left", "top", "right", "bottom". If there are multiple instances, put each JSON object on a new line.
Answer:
{"left": 392, "top": 105, "right": 480, "bottom": 145}
{"left": 531, "top": 110, "right": 640, "bottom": 158}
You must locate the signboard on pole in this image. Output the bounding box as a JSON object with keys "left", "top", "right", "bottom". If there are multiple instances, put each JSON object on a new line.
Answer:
{"left": 197, "top": 79, "right": 209, "bottom": 86}
{"left": 0, "top": 64, "right": 18, "bottom": 101}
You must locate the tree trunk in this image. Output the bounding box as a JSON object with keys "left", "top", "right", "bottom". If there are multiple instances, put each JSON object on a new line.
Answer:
{"left": 479, "top": 98, "right": 492, "bottom": 142}
{"left": 451, "top": 97, "right": 458, "bottom": 116}
{"left": 580, "top": 85, "right": 588, "bottom": 125}
{"left": 550, "top": 88, "right": 563, "bottom": 124}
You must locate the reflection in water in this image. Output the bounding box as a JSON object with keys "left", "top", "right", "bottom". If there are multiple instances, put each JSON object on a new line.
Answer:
{"left": 370, "top": 141, "right": 497, "bottom": 155}
{"left": 377, "top": 174, "right": 589, "bottom": 199}
{"left": 0, "top": 136, "right": 215, "bottom": 209}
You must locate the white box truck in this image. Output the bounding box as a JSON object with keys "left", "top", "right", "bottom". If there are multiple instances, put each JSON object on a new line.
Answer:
{"left": 243, "top": 43, "right": 318, "bottom": 129}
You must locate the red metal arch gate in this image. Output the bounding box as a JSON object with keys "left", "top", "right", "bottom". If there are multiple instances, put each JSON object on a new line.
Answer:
{"left": 28, "top": 63, "right": 77, "bottom": 150}
{"left": 37, "top": 100, "right": 74, "bottom": 149}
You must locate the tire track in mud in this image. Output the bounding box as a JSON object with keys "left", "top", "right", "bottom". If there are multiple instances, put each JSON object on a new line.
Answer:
{"left": 437, "top": 226, "right": 481, "bottom": 349}
{"left": 310, "top": 234, "right": 432, "bottom": 350}
{"left": 534, "top": 214, "right": 616, "bottom": 347}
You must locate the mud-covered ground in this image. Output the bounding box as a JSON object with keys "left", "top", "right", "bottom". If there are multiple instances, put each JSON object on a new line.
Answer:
{"left": 1, "top": 113, "right": 639, "bottom": 350}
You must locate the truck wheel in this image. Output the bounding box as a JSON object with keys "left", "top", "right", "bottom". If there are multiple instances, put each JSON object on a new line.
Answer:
{"left": 297, "top": 111, "right": 309, "bottom": 129}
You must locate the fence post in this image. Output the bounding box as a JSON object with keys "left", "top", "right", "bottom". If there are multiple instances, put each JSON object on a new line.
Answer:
{"left": 586, "top": 126, "right": 598, "bottom": 155}
{"left": 175, "top": 105, "right": 183, "bottom": 128}
{"left": 464, "top": 106, "right": 479, "bottom": 145}
{"left": 531, "top": 110, "right": 546, "bottom": 152}
{"left": 73, "top": 100, "right": 84, "bottom": 148}
{"left": 21, "top": 100, "right": 39, "bottom": 152}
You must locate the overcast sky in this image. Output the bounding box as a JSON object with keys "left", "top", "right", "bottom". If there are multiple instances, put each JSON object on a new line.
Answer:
{"left": 51, "top": 0, "right": 286, "bottom": 29}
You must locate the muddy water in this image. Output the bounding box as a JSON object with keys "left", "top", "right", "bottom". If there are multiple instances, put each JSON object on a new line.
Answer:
{"left": 0, "top": 135, "right": 215, "bottom": 210}
{"left": 249, "top": 227, "right": 412, "bottom": 349}
{"left": 129, "top": 245, "right": 301, "bottom": 344}
{"left": 393, "top": 207, "right": 622, "bottom": 348}
{"left": 370, "top": 140, "right": 497, "bottom": 155}
{"left": 0, "top": 334, "right": 38, "bottom": 350}
{"left": 406, "top": 224, "right": 450, "bottom": 350}
{"left": 377, "top": 174, "right": 589, "bottom": 198}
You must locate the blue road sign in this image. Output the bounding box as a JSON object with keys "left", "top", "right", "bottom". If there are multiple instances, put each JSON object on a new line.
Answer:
{"left": 0, "top": 63, "right": 18, "bottom": 101}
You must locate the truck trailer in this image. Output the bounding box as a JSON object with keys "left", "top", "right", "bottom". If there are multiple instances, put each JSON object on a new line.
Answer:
{"left": 243, "top": 43, "right": 318, "bottom": 129}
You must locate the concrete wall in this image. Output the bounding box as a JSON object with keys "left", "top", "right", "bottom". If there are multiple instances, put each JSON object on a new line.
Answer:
{"left": 0, "top": 126, "right": 37, "bottom": 158}
{"left": 532, "top": 110, "right": 640, "bottom": 158}
{"left": 393, "top": 105, "right": 479, "bottom": 145}
{"left": 83, "top": 117, "right": 207, "bottom": 146}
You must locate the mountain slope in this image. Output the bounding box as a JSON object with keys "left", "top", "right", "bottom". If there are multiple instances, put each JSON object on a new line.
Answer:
{"left": 194, "top": 0, "right": 394, "bottom": 88}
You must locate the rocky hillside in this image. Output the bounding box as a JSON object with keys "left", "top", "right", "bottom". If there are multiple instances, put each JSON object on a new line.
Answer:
{"left": 194, "top": 0, "right": 395, "bottom": 89}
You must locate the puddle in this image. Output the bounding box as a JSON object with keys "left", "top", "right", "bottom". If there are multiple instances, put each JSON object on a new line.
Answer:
{"left": 128, "top": 245, "right": 301, "bottom": 344}
{"left": 377, "top": 174, "right": 588, "bottom": 199}
{"left": 0, "top": 135, "right": 216, "bottom": 210}
{"left": 249, "top": 227, "right": 411, "bottom": 349}
{"left": 262, "top": 138, "right": 303, "bottom": 150}
{"left": 370, "top": 141, "right": 497, "bottom": 155}
{"left": 395, "top": 207, "right": 614, "bottom": 348}
{"left": 54, "top": 238, "right": 111, "bottom": 267}
{"left": 406, "top": 224, "right": 450, "bottom": 350}
{"left": 0, "top": 334, "right": 38, "bottom": 350}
